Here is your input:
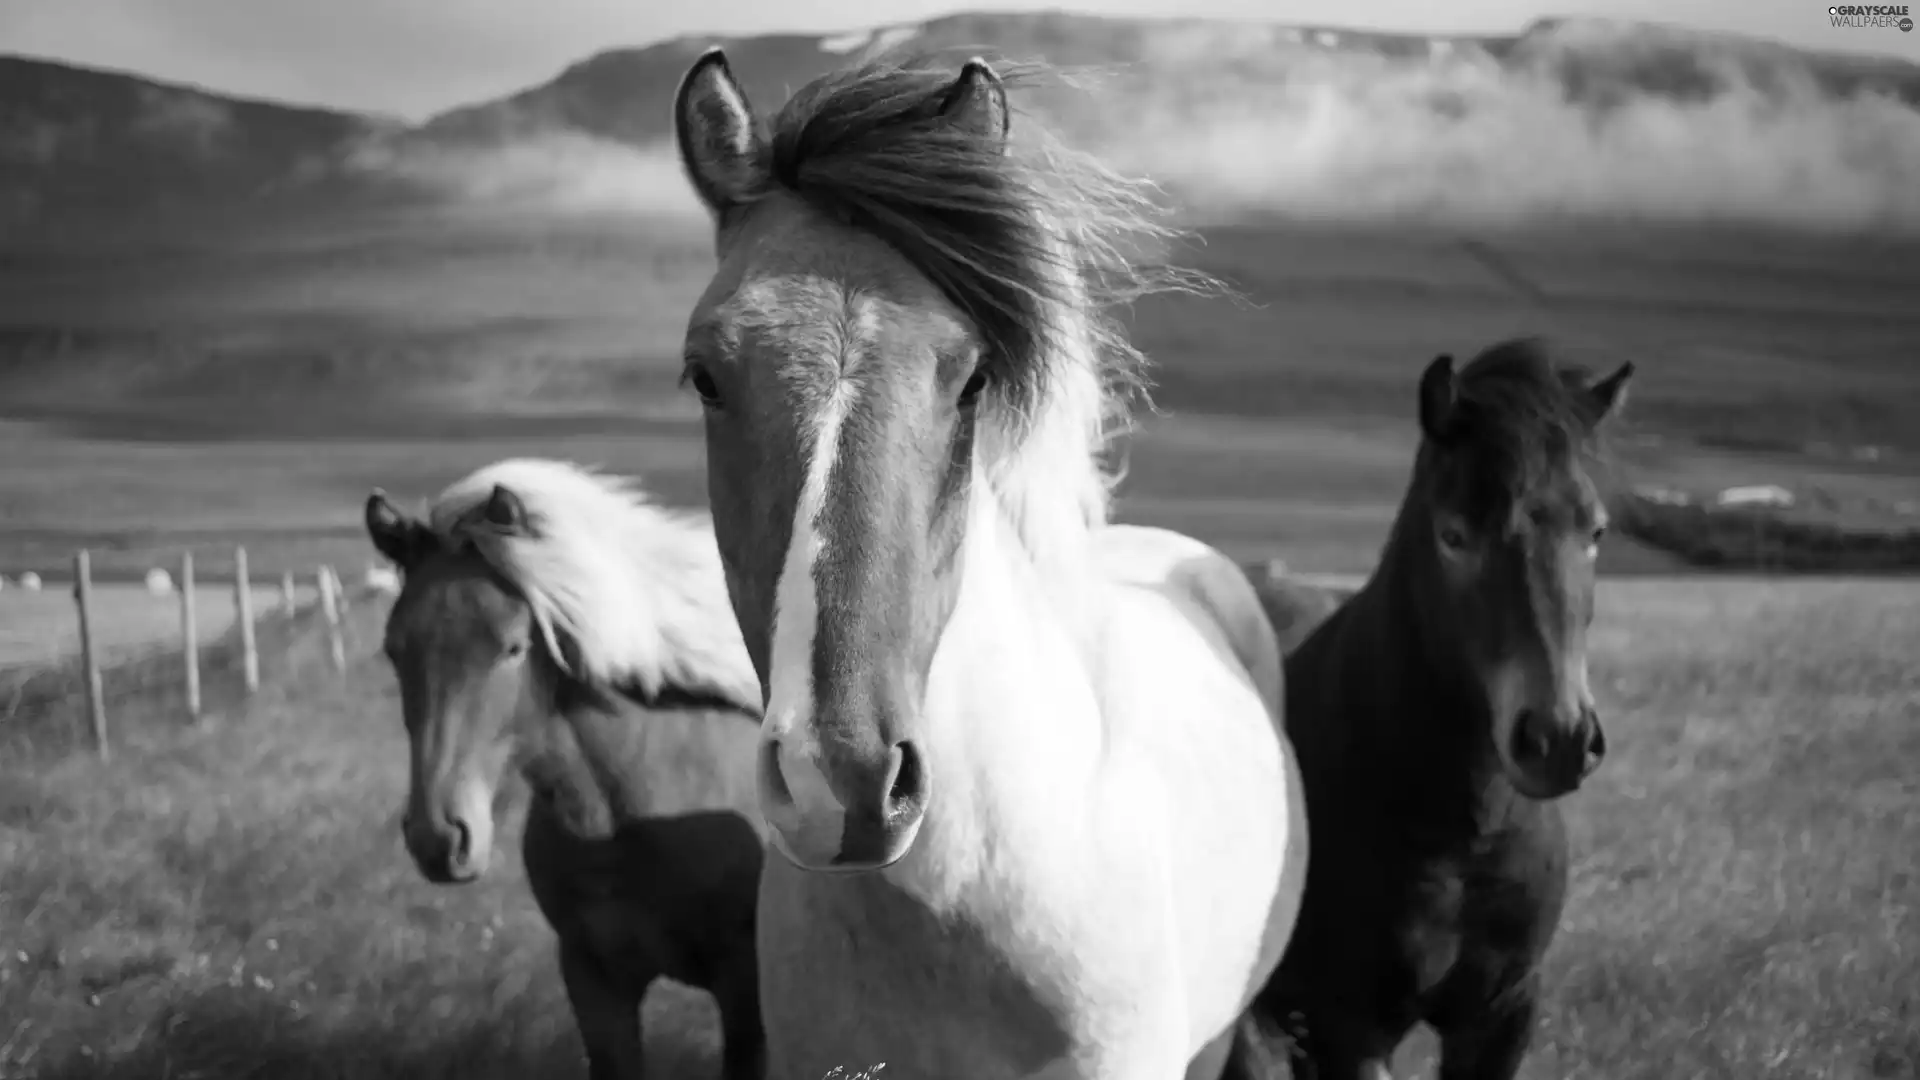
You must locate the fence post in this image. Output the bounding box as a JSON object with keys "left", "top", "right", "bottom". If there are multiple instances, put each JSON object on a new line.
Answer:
{"left": 180, "top": 551, "right": 201, "bottom": 722}
{"left": 281, "top": 570, "right": 297, "bottom": 618}
{"left": 333, "top": 566, "right": 351, "bottom": 615}
{"left": 72, "top": 549, "right": 107, "bottom": 760}
{"left": 319, "top": 565, "right": 345, "bottom": 672}
{"left": 234, "top": 546, "right": 259, "bottom": 694}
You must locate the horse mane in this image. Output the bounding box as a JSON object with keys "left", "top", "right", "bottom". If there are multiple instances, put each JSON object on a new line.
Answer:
{"left": 761, "top": 51, "right": 1219, "bottom": 561}
{"left": 426, "top": 458, "right": 761, "bottom": 716}
{"left": 1421, "top": 337, "right": 1617, "bottom": 525}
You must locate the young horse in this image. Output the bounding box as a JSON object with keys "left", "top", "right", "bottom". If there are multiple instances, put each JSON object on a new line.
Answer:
{"left": 364, "top": 458, "right": 769, "bottom": 1080}
{"left": 672, "top": 49, "right": 1307, "bottom": 1080}
{"left": 1229, "top": 340, "right": 1634, "bottom": 1080}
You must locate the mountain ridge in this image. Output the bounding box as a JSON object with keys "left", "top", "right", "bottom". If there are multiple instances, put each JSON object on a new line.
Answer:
{"left": 4, "top": 11, "right": 1918, "bottom": 234}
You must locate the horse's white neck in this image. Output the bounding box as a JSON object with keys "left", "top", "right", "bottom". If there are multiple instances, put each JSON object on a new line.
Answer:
{"left": 881, "top": 484, "right": 1111, "bottom": 906}
{"left": 979, "top": 371, "right": 1116, "bottom": 654}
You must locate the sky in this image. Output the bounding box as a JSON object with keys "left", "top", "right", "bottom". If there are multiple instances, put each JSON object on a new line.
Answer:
{"left": 2, "top": 0, "right": 1915, "bottom": 119}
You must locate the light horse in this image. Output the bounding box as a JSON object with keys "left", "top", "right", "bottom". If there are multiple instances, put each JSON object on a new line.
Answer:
{"left": 364, "top": 458, "right": 769, "bottom": 1080}
{"left": 1229, "top": 340, "right": 1634, "bottom": 1080}
{"left": 671, "top": 49, "right": 1308, "bottom": 1080}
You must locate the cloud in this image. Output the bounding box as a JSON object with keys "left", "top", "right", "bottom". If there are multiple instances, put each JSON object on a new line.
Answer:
{"left": 343, "top": 19, "right": 1920, "bottom": 235}
{"left": 1100, "top": 32, "right": 1920, "bottom": 233}
{"left": 129, "top": 86, "right": 235, "bottom": 153}
{"left": 344, "top": 131, "right": 706, "bottom": 218}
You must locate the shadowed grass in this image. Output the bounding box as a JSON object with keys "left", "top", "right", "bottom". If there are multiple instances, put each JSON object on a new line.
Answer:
{"left": 2, "top": 579, "right": 1915, "bottom": 1079}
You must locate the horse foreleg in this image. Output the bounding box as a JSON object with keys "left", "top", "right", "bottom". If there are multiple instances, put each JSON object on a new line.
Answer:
{"left": 711, "top": 950, "right": 766, "bottom": 1080}
{"left": 559, "top": 939, "right": 651, "bottom": 1080}
{"left": 1435, "top": 984, "right": 1538, "bottom": 1080}
{"left": 1290, "top": 1013, "right": 1397, "bottom": 1080}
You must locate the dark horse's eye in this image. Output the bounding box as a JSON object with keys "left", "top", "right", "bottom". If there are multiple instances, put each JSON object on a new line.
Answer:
{"left": 958, "top": 369, "right": 990, "bottom": 408}
{"left": 1591, "top": 524, "right": 1609, "bottom": 546}
{"left": 1437, "top": 522, "right": 1470, "bottom": 552}
{"left": 504, "top": 640, "right": 528, "bottom": 660}
{"left": 680, "top": 363, "right": 722, "bottom": 407}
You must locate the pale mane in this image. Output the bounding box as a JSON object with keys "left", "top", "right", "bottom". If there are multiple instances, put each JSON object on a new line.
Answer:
{"left": 427, "top": 458, "right": 761, "bottom": 714}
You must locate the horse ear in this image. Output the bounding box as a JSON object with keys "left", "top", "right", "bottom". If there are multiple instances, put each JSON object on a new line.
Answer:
{"left": 674, "top": 47, "right": 767, "bottom": 221}
{"left": 483, "top": 484, "right": 531, "bottom": 534}
{"left": 1586, "top": 361, "right": 1635, "bottom": 424}
{"left": 365, "top": 490, "right": 427, "bottom": 568}
{"left": 939, "top": 57, "right": 1010, "bottom": 145}
{"left": 1418, "top": 354, "right": 1459, "bottom": 444}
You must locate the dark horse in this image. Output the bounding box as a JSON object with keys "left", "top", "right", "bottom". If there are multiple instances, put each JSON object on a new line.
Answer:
{"left": 1229, "top": 339, "right": 1634, "bottom": 1080}
{"left": 365, "top": 458, "right": 769, "bottom": 1080}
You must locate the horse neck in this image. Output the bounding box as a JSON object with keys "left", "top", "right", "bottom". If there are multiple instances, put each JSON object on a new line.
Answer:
{"left": 979, "top": 307, "right": 1118, "bottom": 656}
{"left": 516, "top": 686, "right": 684, "bottom": 839}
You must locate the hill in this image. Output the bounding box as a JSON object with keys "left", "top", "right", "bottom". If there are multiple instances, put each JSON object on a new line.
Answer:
{"left": 0, "top": 55, "right": 412, "bottom": 236}
{"left": 5, "top": 14, "right": 1919, "bottom": 231}
{"left": 367, "top": 14, "right": 1920, "bottom": 227}
{"left": 1, "top": 12, "right": 1917, "bottom": 580}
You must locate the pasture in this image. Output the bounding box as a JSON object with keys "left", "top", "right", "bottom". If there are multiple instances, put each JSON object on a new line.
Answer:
{"left": 2, "top": 175, "right": 1918, "bottom": 1080}
{"left": 0, "top": 577, "right": 1913, "bottom": 1078}
{"left": 4, "top": 215, "right": 1919, "bottom": 586}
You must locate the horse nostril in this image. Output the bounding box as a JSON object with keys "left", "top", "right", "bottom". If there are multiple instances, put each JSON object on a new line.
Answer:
{"left": 1510, "top": 711, "right": 1552, "bottom": 766}
{"left": 448, "top": 819, "right": 473, "bottom": 868}
{"left": 887, "top": 739, "right": 927, "bottom": 813}
{"left": 1584, "top": 718, "right": 1608, "bottom": 765}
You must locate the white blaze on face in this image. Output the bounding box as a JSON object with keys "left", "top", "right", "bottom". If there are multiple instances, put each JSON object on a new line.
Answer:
{"left": 451, "top": 770, "right": 496, "bottom": 875}
{"left": 761, "top": 373, "right": 861, "bottom": 848}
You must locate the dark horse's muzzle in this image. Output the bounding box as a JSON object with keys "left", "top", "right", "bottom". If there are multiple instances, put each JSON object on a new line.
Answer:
{"left": 1508, "top": 706, "right": 1606, "bottom": 798}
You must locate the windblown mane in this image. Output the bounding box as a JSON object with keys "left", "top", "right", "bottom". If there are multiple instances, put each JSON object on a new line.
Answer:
{"left": 761, "top": 51, "right": 1219, "bottom": 555}
{"left": 427, "top": 458, "right": 760, "bottom": 715}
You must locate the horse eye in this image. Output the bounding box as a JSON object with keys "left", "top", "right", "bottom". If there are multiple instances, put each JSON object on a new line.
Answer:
{"left": 1590, "top": 524, "right": 1608, "bottom": 548}
{"left": 680, "top": 363, "right": 722, "bottom": 407}
{"left": 1437, "top": 522, "right": 1470, "bottom": 551}
{"left": 958, "top": 369, "right": 990, "bottom": 408}
{"left": 504, "top": 640, "right": 528, "bottom": 660}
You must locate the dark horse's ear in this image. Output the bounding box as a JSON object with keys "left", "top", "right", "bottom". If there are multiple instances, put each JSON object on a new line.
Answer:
{"left": 482, "top": 484, "right": 532, "bottom": 534}
{"left": 939, "top": 57, "right": 1011, "bottom": 146}
{"left": 365, "top": 490, "right": 430, "bottom": 569}
{"left": 1585, "top": 361, "right": 1635, "bottom": 424}
{"left": 1418, "top": 353, "right": 1459, "bottom": 445}
{"left": 673, "top": 47, "right": 768, "bottom": 222}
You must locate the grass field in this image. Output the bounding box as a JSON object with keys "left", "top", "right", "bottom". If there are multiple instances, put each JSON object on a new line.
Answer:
{"left": 1, "top": 578, "right": 1913, "bottom": 1079}
{"left": 2, "top": 187, "right": 1918, "bottom": 1080}
{"left": 3, "top": 215, "right": 1918, "bottom": 584}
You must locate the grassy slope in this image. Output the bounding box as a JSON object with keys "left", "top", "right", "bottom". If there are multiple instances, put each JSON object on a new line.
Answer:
{"left": 4, "top": 216, "right": 1917, "bottom": 585}
{"left": 1, "top": 580, "right": 1914, "bottom": 1078}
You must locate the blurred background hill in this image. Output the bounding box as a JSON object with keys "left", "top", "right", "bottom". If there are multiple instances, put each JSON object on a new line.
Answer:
{"left": 2, "top": 10, "right": 1917, "bottom": 578}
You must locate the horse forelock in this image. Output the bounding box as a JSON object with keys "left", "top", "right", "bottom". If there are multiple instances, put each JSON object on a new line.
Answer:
{"left": 425, "top": 459, "right": 760, "bottom": 715}
{"left": 754, "top": 52, "right": 1219, "bottom": 570}
{"left": 1435, "top": 338, "right": 1616, "bottom": 525}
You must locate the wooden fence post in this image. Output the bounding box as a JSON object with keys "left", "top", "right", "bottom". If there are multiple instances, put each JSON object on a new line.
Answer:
{"left": 281, "top": 569, "right": 297, "bottom": 618}
{"left": 234, "top": 546, "right": 259, "bottom": 693}
{"left": 319, "top": 565, "right": 345, "bottom": 672}
{"left": 72, "top": 549, "right": 107, "bottom": 759}
{"left": 180, "top": 551, "right": 201, "bottom": 722}
{"left": 333, "top": 566, "right": 351, "bottom": 615}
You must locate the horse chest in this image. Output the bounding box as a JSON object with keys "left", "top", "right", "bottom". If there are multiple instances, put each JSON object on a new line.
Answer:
{"left": 1390, "top": 820, "right": 1570, "bottom": 1007}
